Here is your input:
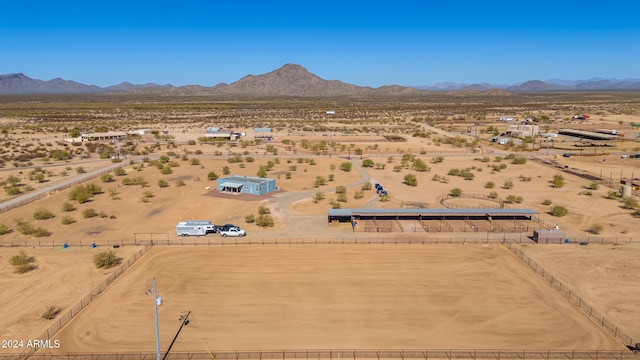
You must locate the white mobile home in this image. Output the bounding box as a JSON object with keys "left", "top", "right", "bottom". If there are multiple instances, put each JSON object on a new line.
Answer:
{"left": 176, "top": 220, "right": 215, "bottom": 236}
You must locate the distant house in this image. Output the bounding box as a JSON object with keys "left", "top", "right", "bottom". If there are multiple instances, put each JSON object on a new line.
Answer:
{"left": 80, "top": 131, "right": 127, "bottom": 142}
{"left": 216, "top": 175, "right": 276, "bottom": 196}
{"left": 326, "top": 110, "right": 336, "bottom": 115}
{"left": 254, "top": 127, "right": 272, "bottom": 139}
{"left": 204, "top": 128, "right": 239, "bottom": 141}
{"left": 506, "top": 124, "right": 539, "bottom": 138}
{"left": 129, "top": 129, "right": 151, "bottom": 135}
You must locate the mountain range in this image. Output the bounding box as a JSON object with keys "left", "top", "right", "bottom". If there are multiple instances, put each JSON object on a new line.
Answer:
{"left": 1, "top": 64, "right": 639, "bottom": 96}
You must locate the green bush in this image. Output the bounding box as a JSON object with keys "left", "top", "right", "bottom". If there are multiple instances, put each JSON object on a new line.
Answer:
{"left": 42, "top": 306, "right": 61, "bottom": 320}
{"left": 450, "top": 188, "right": 462, "bottom": 197}
{"left": 256, "top": 215, "right": 274, "bottom": 227}
{"left": 33, "top": 208, "right": 54, "bottom": 220}
{"left": 83, "top": 209, "right": 98, "bottom": 218}
{"left": 101, "top": 174, "right": 114, "bottom": 183}
{"left": 245, "top": 214, "right": 255, "bottom": 223}
{"left": 10, "top": 250, "right": 35, "bottom": 273}
{"left": 158, "top": 179, "right": 169, "bottom": 188}
{"left": 404, "top": 173, "right": 418, "bottom": 186}
{"left": 340, "top": 162, "right": 352, "bottom": 172}
{"left": 542, "top": 199, "right": 552, "bottom": 205}
{"left": 549, "top": 206, "right": 568, "bottom": 217}
{"left": 361, "top": 159, "right": 374, "bottom": 168}
{"left": 587, "top": 224, "right": 603, "bottom": 235}
{"left": 552, "top": 174, "right": 565, "bottom": 188}
{"left": 361, "top": 183, "right": 372, "bottom": 190}
{"left": 258, "top": 205, "right": 270, "bottom": 215}
{"left": 313, "top": 192, "right": 325, "bottom": 203}
{"left": 484, "top": 181, "right": 495, "bottom": 189}
{"left": 61, "top": 216, "right": 76, "bottom": 225}
{"left": 93, "top": 251, "right": 121, "bottom": 269}
{"left": 0, "top": 223, "right": 9, "bottom": 235}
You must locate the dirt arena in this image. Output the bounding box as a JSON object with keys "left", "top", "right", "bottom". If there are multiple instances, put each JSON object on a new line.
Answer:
{"left": 49, "top": 245, "right": 624, "bottom": 353}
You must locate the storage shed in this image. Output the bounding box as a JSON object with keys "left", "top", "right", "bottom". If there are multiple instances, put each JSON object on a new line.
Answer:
{"left": 216, "top": 175, "right": 276, "bottom": 196}
{"left": 533, "top": 229, "right": 566, "bottom": 244}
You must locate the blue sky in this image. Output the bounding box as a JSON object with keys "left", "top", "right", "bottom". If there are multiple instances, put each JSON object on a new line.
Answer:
{"left": 2, "top": 0, "right": 639, "bottom": 87}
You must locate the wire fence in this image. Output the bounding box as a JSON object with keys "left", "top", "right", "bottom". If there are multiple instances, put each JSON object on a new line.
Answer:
{"left": 17, "top": 243, "right": 153, "bottom": 357}
{"left": 0, "top": 163, "right": 126, "bottom": 215}
{"left": 502, "top": 241, "right": 635, "bottom": 348}
{"left": 2, "top": 349, "right": 639, "bottom": 360}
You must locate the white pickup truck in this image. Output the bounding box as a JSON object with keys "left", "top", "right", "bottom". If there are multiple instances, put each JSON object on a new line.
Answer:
{"left": 219, "top": 228, "right": 246, "bottom": 237}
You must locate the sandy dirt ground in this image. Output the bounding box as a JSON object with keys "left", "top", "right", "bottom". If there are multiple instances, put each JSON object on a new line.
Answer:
{"left": 1, "top": 122, "right": 639, "bottom": 354}
{"left": 48, "top": 245, "right": 625, "bottom": 353}
{"left": 518, "top": 244, "right": 640, "bottom": 342}
{"left": 0, "top": 246, "right": 141, "bottom": 342}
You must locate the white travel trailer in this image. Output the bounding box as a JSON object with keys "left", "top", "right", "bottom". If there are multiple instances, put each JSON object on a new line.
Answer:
{"left": 176, "top": 220, "right": 215, "bottom": 236}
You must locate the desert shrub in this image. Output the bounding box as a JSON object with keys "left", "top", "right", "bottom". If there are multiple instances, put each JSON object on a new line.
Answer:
{"left": 450, "top": 188, "right": 462, "bottom": 197}
{"left": 10, "top": 250, "right": 30, "bottom": 266}
{"left": 335, "top": 185, "right": 347, "bottom": 194}
{"left": 5, "top": 186, "right": 21, "bottom": 195}
{"left": 160, "top": 166, "right": 172, "bottom": 175}
{"left": 549, "top": 206, "right": 568, "bottom": 217}
{"left": 340, "top": 162, "right": 352, "bottom": 172}
{"left": 207, "top": 171, "right": 218, "bottom": 180}
{"left": 122, "top": 176, "right": 148, "bottom": 187}
{"left": 404, "top": 174, "right": 418, "bottom": 186}
{"left": 61, "top": 216, "right": 76, "bottom": 225}
{"left": 158, "top": 179, "right": 169, "bottom": 188}
{"left": 82, "top": 208, "right": 98, "bottom": 218}
{"left": 506, "top": 195, "right": 524, "bottom": 204}
{"left": 222, "top": 166, "right": 230, "bottom": 175}
{"left": 0, "top": 224, "right": 9, "bottom": 235}
{"left": 190, "top": 158, "right": 201, "bottom": 166}
{"left": 606, "top": 190, "right": 619, "bottom": 199}
{"left": 258, "top": 205, "right": 270, "bottom": 215}
{"left": 362, "top": 159, "right": 374, "bottom": 168}
{"left": 361, "top": 183, "right": 372, "bottom": 190}
{"left": 10, "top": 251, "right": 35, "bottom": 273}
{"left": 42, "top": 306, "right": 61, "bottom": 320}
{"left": 518, "top": 175, "right": 532, "bottom": 182}
{"left": 257, "top": 167, "right": 267, "bottom": 178}
{"left": 488, "top": 191, "right": 499, "bottom": 199}
{"left": 328, "top": 174, "right": 335, "bottom": 181}
{"left": 502, "top": 180, "right": 514, "bottom": 189}
{"left": 542, "top": 199, "right": 552, "bottom": 205}
{"left": 632, "top": 209, "right": 640, "bottom": 218}
{"left": 313, "top": 192, "right": 325, "bottom": 203}
{"left": 76, "top": 166, "right": 86, "bottom": 174}
{"left": 552, "top": 174, "right": 565, "bottom": 188}
{"left": 93, "top": 251, "right": 121, "bottom": 269}
{"left": 431, "top": 156, "right": 444, "bottom": 163}
{"left": 176, "top": 180, "right": 186, "bottom": 186}
{"left": 113, "top": 167, "right": 126, "bottom": 176}
{"left": 587, "top": 182, "right": 599, "bottom": 190}
{"left": 245, "top": 214, "right": 255, "bottom": 223}
{"left": 484, "top": 181, "right": 495, "bottom": 189}
{"left": 354, "top": 190, "right": 364, "bottom": 199}
{"left": 314, "top": 176, "right": 326, "bottom": 187}
{"left": 256, "top": 215, "right": 274, "bottom": 227}
{"left": 623, "top": 196, "right": 639, "bottom": 209}
{"left": 412, "top": 159, "right": 430, "bottom": 172}
{"left": 587, "top": 224, "right": 604, "bottom": 235}
{"left": 101, "top": 174, "right": 114, "bottom": 183}
{"left": 33, "top": 208, "right": 54, "bottom": 220}
{"left": 142, "top": 191, "right": 154, "bottom": 198}
{"left": 511, "top": 157, "right": 527, "bottom": 164}
{"left": 337, "top": 193, "right": 348, "bottom": 203}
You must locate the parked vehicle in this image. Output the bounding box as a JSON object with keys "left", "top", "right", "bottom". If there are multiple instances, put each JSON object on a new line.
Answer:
{"left": 214, "top": 224, "right": 240, "bottom": 233}
{"left": 220, "top": 228, "right": 246, "bottom": 237}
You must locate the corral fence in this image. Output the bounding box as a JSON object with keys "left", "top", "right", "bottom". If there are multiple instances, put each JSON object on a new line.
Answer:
{"left": 1, "top": 236, "right": 537, "bottom": 249}
{"left": 2, "top": 349, "right": 639, "bottom": 360}
{"left": 3, "top": 235, "right": 640, "bottom": 249}
{"left": 503, "top": 241, "right": 636, "bottom": 348}
{"left": 18, "top": 244, "right": 153, "bottom": 357}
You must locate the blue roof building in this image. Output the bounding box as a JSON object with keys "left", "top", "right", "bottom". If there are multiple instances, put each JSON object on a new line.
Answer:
{"left": 216, "top": 175, "right": 276, "bottom": 196}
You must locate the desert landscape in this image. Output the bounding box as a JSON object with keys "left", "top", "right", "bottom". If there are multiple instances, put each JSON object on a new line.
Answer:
{"left": 1, "top": 91, "right": 639, "bottom": 356}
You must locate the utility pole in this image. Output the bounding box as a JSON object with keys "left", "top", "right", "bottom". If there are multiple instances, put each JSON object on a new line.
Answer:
{"left": 146, "top": 279, "right": 161, "bottom": 360}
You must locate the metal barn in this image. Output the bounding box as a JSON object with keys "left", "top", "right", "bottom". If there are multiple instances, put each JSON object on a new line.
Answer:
{"left": 216, "top": 175, "right": 276, "bottom": 196}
